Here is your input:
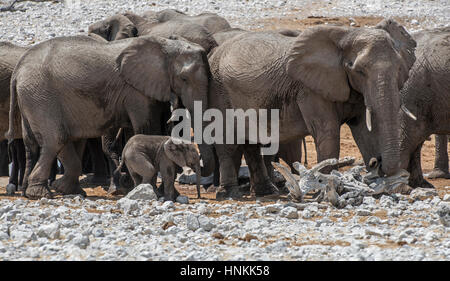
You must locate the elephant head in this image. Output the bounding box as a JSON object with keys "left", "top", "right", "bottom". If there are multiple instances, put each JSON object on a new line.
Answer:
{"left": 164, "top": 137, "right": 203, "bottom": 197}
{"left": 88, "top": 14, "right": 138, "bottom": 41}
{"left": 116, "top": 35, "right": 210, "bottom": 120}
{"left": 155, "top": 9, "right": 187, "bottom": 22}
{"left": 286, "top": 19, "right": 416, "bottom": 176}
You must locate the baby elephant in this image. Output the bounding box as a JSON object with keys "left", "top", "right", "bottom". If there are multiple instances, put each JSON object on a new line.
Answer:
{"left": 114, "top": 135, "right": 202, "bottom": 201}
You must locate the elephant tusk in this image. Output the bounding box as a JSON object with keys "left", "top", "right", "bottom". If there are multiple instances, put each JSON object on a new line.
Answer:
{"left": 401, "top": 104, "right": 417, "bottom": 121}
{"left": 167, "top": 114, "right": 178, "bottom": 124}
{"left": 199, "top": 158, "right": 204, "bottom": 168}
{"left": 366, "top": 107, "right": 372, "bottom": 132}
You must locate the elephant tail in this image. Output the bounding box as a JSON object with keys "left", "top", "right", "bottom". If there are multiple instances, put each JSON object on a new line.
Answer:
{"left": 6, "top": 78, "right": 18, "bottom": 144}
{"left": 302, "top": 137, "right": 308, "bottom": 165}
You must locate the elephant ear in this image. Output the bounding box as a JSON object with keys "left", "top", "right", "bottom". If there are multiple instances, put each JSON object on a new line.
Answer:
{"left": 108, "top": 15, "right": 138, "bottom": 41}
{"left": 116, "top": 36, "right": 171, "bottom": 102}
{"left": 286, "top": 26, "right": 350, "bottom": 102}
{"left": 164, "top": 138, "right": 187, "bottom": 168}
{"left": 375, "top": 19, "right": 416, "bottom": 81}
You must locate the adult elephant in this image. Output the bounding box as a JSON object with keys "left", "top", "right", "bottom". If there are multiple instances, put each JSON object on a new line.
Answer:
{"left": 88, "top": 12, "right": 218, "bottom": 53}
{"left": 144, "top": 9, "right": 231, "bottom": 34}
{"left": 88, "top": 13, "right": 217, "bottom": 193}
{"left": 207, "top": 19, "right": 416, "bottom": 199}
{"left": 0, "top": 42, "right": 29, "bottom": 190}
{"left": 349, "top": 27, "right": 450, "bottom": 188}
{"left": 7, "top": 35, "right": 211, "bottom": 199}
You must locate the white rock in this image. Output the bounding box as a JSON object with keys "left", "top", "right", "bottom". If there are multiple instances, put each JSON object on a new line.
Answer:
{"left": 198, "top": 215, "right": 215, "bottom": 232}
{"left": 265, "top": 204, "right": 281, "bottom": 214}
{"left": 176, "top": 196, "right": 189, "bottom": 204}
{"left": 356, "top": 209, "right": 372, "bottom": 216}
{"left": 72, "top": 234, "right": 90, "bottom": 249}
{"left": 443, "top": 194, "right": 450, "bottom": 202}
{"left": 37, "top": 223, "right": 60, "bottom": 240}
{"left": 280, "top": 207, "right": 298, "bottom": 219}
{"left": 125, "top": 184, "right": 157, "bottom": 201}
{"left": 186, "top": 214, "right": 200, "bottom": 231}
{"left": 6, "top": 184, "right": 16, "bottom": 195}
{"left": 117, "top": 198, "right": 138, "bottom": 215}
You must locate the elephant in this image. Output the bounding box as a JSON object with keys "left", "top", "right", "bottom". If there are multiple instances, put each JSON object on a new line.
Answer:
{"left": 7, "top": 35, "right": 211, "bottom": 199}
{"left": 427, "top": 134, "right": 449, "bottom": 180}
{"left": 348, "top": 27, "right": 450, "bottom": 188}
{"left": 89, "top": 12, "right": 218, "bottom": 54}
{"left": 207, "top": 19, "right": 416, "bottom": 199}
{"left": 89, "top": 13, "right": 218, "bottom": 193}
{"left": 148, "top": 9, "right": 231, "bottom": 34}
{"left": 113, "top": 135, "right": 203, "bottom": 201}
{"left": 0, "top": 42, "right": 28, "bottom": 192}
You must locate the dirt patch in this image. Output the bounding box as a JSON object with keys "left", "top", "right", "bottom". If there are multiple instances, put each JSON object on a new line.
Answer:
{"left": 252, "top": 15, "right": 426, "bottom": 32}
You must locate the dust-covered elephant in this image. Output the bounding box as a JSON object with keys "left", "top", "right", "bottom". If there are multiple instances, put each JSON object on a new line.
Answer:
{"left": 89, "top": 12, "right": 218, "bottom": 53}
{"left": 207, "top": 19, "right": 416, "bottom": 199}
{"left": 114, "top": 135, "right": 204, "bottom": 201}
{"left": 7, "top": 35, "right": 210, "bottom": 199}
{"left": 348, "top": 27, "right": 450, "bottom": 188}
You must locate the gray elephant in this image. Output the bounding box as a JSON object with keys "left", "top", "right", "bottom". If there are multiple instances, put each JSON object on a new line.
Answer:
{"left": 207, "top": 19, "right": 416, "bottom": 199}
{"left": 0, "top": 42, "right": 29, "bottom": 191}
{"left": 89, "top": 12, "right": 218, "bottom": 53}
{"left": 349, "top": 27, "right": 450, "bottom": 188}
{"left": 7, "top": 35, "right": 210, "bottom": 199}
{"left": 114, "top": 135, "right": 203, "bottom": 201}
{"left": 147, "top": 9, "right": 231, "bottom": 34}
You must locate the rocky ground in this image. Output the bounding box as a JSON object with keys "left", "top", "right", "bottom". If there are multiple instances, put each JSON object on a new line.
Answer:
{"left": 0, "top": 0, "right": 449, "bottom": 260}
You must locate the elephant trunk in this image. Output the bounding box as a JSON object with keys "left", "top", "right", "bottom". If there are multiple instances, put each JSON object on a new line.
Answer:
{"left": 370, "top": 76, "right": 401, "bottom": 176}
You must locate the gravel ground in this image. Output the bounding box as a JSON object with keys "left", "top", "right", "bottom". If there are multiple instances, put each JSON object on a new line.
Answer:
{"left": 0, "top": 0, "right": 449, "bottom": 261}
{"left": 0, "top": 187, "right": 449, "bottom": 261}
{"left": 0, "top": 0, "right": 448, "bottom": 45}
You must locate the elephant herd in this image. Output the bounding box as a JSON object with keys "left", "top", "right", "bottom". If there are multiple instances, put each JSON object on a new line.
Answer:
{"left": 0, "top": 8, "right": 448, "bottom": 201}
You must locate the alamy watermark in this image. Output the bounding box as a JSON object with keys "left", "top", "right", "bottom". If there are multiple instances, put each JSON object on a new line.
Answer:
{"left": 170, "top": 101, "right": 280, "bottom": 155}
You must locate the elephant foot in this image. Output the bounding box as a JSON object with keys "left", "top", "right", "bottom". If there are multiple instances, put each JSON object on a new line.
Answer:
{"left": 253, "top": 182, "right": 280, "bottom": 198}
{"left": 25, "top": 183, "right": 53, "bottom": 200}
{"left": 426, "top": 169, "right": 450, "bottom": 179}
{"left": 52, "top": 178, "right": 86, "bottom": 197}
{"left": 119, "top": 174, "right": 134, "bottom": 190}
{"left": 409, "top": 177, "right": 435, "bottom": 189}
{"left": 79, "top": 174, "right": 110, "bottom": 188}
{"left": 6, "top": 184, "right": 16, "bottom": 195}
{"left": 215, "top": 185, "right": 246, "bottom": 200}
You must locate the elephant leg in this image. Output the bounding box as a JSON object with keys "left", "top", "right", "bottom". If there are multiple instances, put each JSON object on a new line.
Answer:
{"left": 88, "top": 138, "right": 110, "bottom": 185}
{"left": 8, "top": 140, "right": 19, "bottom": 187}
{"left": 213, "top": 147, "right": 220, "bottom": 187}
{"left": 243, "top": 144, "right": 279, "bottom": 197}
{"left": 25, "top": 145, "right": 59, "bottom": 199}
{"left": 278, "top": 139, "right": 303, "bottom": 173}
{"left": 48, "top": 159, "right": 58, "bottom": 186}
{"left": 427, "top": 134, "right": 450, "bottom": 179}
{"left": 16, "top": 140, "right": 25, "bottom": 189}
{"left": 159, "top": 161, "right": 178, "bottom": 202}
{"left": 408, "top": 142, "right": 435, "bottom": 189}
{"left": 0, "top": 140, "right": 9, "bottom": 176}
{"left": 102, "top": 130, "right": 123, "bottom": 194}
{"left": 21, "top": 139, "right": 39, "bottom": 195}
{"left": 298, "top": 96, "right": 340, "bottom": 173}
{"left": 214, "top": 144, "right": 244, "bottom": 200}
{"left": 53, "top": 142, "right": 86, "bottom": 196}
